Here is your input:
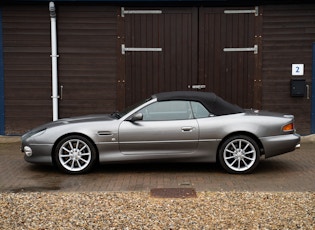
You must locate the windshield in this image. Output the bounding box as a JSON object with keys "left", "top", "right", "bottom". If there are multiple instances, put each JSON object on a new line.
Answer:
{"left": 111, "top": 97, "right": 152, "bottom": 119}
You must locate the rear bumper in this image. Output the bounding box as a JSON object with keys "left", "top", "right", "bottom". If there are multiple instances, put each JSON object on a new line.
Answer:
{"left": 260, "top": 134, "right": 300, "bottom": 158}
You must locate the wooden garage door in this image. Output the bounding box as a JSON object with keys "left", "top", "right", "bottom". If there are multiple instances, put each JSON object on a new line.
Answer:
{"left": 199, "top": 7, "right": 261, "bottom": 108}
{"left": 121, "top": 7, "right": 262, "bottom": 109}
{"left": 121, "top": 7, "right": 199, "bottom": 108}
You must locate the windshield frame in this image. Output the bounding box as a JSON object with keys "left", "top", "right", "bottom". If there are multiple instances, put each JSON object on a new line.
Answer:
{"left": 111, "top": 97, "right": 153, "bottom": 119}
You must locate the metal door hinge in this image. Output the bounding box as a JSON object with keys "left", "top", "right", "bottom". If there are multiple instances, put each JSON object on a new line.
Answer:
{"left": 121, "top": 7, "right": 162, "bottom": 17}
{"left": 224, "top": 6, "right": 259, "bottom": 16}
{"left": 121, "top": 44, "right": 162, "bottom": 55}
{"left": 223, "top": 45, "right": 258, "bottom": 54}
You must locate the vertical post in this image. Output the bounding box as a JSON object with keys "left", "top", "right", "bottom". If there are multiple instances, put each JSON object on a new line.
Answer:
{"left": 0, "top": 7, "right": 5, "bottom": 135}
{"left": 116, "top": 7, "right": 125, "bottom": 111}
{"left": 49, "top": 2, "right": 59, "bottom": 121}
{"left": 311, "top": 43, "right": 315, "bottom": 134}
{"left": 253, "top": 6, "right": 263, "bottom": 110}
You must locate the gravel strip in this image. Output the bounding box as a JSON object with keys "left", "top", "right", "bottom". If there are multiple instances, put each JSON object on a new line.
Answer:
{"left": 1, "top": 191, "right": 314, "bottom": 229}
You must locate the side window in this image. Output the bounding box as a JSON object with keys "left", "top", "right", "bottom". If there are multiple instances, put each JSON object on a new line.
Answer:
{"left": 191, "top": 101, "right": 213, "bottom": 118}
{"left": 138, "top": 101, "right": 193, "bottom": 121}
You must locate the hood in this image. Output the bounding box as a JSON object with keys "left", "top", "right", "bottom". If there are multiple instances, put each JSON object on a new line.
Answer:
{"left": 59, "top": 114, "right": 114, "bottom": 123}
{"left": 22, "top": 114, "right": 114, "bottom": 139}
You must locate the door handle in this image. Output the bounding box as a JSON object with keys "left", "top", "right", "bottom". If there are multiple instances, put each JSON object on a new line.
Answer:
{"left": 181, "top": 126, "right": 194, "bottom": 132}
{"left": 60, "top": 85, "right": 63, "bottom": 100}
{"left": 188, "top": 85, "right": 206, "bottom": 90}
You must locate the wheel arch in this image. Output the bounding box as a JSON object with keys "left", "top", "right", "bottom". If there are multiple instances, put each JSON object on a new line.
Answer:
{"left": 51, "top": 132, "right": 99, "bottom": 166}
{"left": 216, "top": 131, "right": 265, "bottom": 161}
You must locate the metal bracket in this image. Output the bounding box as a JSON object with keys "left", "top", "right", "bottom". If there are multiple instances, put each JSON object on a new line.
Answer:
{"left": 121, "top": 44, "right": 162, "bottom": 55}
{"left": 223, "top": 45, "right": 258, "bottom": 54}
{"left": 121, "top": 7, "right": 162, "bottom": 17}
{"left": 224, "top": 6, "right": 259, "bottom": 16}
{"left": 51, "top": 95, "right": 60, "bottom": 99}
{"left": 306, "top": 84, "right": 310, "bottom": 100}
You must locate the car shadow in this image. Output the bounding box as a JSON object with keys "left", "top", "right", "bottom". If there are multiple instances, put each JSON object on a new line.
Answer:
{"left": 23, "top": 157, "right": 299, "bottom": 176}
{"left": 94, "top": 162, "right": 222, "bottom": 174}
{"left": 25, "top": 164, "right": 58, "bottom": 174}
{"left": 254, "top": 158, "right": 300, "bottom": 174}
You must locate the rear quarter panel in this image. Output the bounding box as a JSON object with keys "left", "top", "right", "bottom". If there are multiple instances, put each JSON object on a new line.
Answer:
{"left": 198, "top": 113, "right": 291, "bottom": 137}
{"left": 196, "top": 113, "right": 293, "bottom": 153}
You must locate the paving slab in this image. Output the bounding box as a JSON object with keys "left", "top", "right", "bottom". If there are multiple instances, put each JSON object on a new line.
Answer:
{"left": 0, "top": 140, "right": 314, "bottom": 193}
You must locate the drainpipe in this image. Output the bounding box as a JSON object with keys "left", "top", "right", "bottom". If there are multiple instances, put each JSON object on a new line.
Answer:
{"left": 312, "top": 43, "right": 315, "bottom": 134}
{"left": 0, "top": 7, "right": 5, "bottom": 135}
{"left": 49, "top": 2, "right": 59, "bottom": 121}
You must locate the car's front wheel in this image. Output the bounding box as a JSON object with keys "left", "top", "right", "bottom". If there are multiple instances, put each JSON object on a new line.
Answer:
{"left": 54, "top": 135, "right": 97, "bottom": 174}
{"left": 218, "top": 135, "right": 260, "bottom": 174}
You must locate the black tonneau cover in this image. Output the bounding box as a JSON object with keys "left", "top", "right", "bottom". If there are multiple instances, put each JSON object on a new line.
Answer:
{"left": 154, "top": 91, "right": 244, "bottom": 116}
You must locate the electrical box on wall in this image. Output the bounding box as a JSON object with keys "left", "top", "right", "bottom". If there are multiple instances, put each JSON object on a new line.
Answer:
{"left": 290, "top": 79, "right": 306, "bottom": 97}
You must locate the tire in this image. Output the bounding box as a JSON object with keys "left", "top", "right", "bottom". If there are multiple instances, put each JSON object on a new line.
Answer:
{"left": 54, "top": 135, "right": 97, "bottom": 174}
{"left": 218, "top": 135, "right": 260, "bottom": 174}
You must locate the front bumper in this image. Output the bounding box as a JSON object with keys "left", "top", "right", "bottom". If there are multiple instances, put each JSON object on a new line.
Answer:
{"left": 21, "top": 143, "right": 54, "bottom": 165}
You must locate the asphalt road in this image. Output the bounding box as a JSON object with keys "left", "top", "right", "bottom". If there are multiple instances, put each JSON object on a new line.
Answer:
{"left": 0, "top": 139, "right": 314, "bottom": 193}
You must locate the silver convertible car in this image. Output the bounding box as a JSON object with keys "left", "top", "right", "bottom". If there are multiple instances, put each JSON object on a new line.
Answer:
{"left": 21, "top": 91, "right": 300, "bottom": 174}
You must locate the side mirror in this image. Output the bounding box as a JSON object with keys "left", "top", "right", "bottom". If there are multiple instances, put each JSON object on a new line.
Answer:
{"left": 129, "top": 113, "right": 143, "bottom": 122}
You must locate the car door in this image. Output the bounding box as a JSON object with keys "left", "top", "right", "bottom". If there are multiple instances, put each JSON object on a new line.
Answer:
{"left": 118, "top": 101, "right": 199, "bottom": 158}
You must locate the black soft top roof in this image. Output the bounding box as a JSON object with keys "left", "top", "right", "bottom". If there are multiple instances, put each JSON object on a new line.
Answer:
{"left": 153, "top": 91, "right": 244, "bottom": 116}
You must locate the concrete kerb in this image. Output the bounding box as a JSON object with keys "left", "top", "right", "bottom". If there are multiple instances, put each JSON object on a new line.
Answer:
{"left": 0, "top": 136, "right": 20, "bottom": 143}
{"left": 1, "top": 134, "right": 315, "bottom": 144}
{"left": 300, "top": 134, "right": 315, "bottom": 144}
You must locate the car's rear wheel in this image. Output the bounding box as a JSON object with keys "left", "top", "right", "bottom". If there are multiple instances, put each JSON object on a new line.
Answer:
{"left": 218, "top": 135, "right": 260, "bottom": 174}
{"left": 54, "top": 135, "right": 97, "bottom": 174}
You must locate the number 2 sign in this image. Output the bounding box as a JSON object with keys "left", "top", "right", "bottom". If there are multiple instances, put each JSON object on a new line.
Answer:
{"left": 292, "top": 64, "right": 304, "bottom": 76}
